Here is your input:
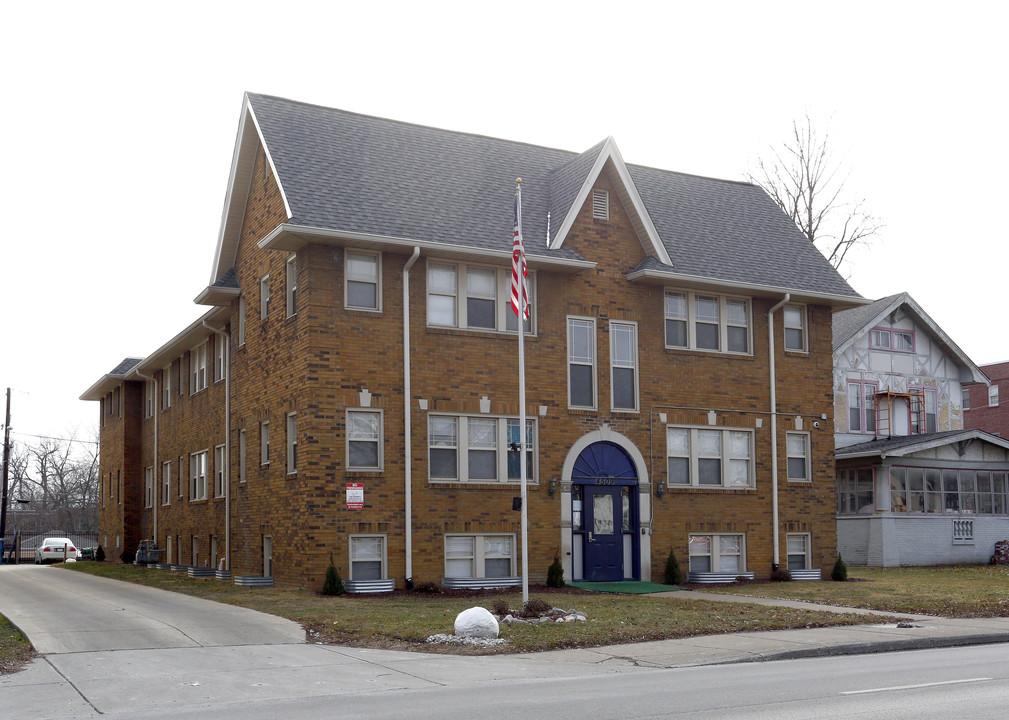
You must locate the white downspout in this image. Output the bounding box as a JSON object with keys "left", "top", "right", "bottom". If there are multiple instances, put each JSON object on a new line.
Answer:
{"left": 136, "top": 371, "right": 157, "bottom": 544}
{"left": 402, "top": 246, "right": 421, "bottom": 587}
{"left": 767, "top": 293, "right": 790, "bottom": 572}
{"left": 204, "top": 321, "right": 231, "bottom": 571}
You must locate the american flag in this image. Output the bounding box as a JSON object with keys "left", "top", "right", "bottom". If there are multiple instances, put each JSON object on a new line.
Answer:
{"left": 510, "top": 181, "right": 529, "bottom": 320}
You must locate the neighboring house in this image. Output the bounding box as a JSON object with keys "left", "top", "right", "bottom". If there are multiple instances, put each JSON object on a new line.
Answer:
{"left": 832, "top": 293, "right": 1009, "bottom": 566}
{"left": 965, "top": 361, "right": 1009, "bottom": 438}
{"left": 82, "top": 93, "right": 865, "bottom": 590}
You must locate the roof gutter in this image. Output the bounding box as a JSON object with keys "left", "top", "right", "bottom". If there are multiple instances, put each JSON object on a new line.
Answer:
{"left": 767, "top": 293, "right": 790, "bottom": 572}
{"left": 402, "top": 246, "right": 421, "bottom": 588}
{"left": 203, "top": 320, "right": 231, "bottom": 572}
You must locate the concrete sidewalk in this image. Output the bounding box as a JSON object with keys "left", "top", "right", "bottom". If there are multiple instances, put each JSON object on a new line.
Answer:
{"left": 6, "top": 590, "right": 1009, "bottom": 719}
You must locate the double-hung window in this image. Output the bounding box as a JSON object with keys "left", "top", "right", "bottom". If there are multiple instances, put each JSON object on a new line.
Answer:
{"left": 990, "top": 385, "right": 1000, "bottom": 407}
{"left": 688, "top": 534, "right": 744, "bottom": 573}
{"left": 664, "top": 290, "right": 751, "bottom": 354}
{"left": 962, "top": 388, "right": 971, "bottom": 411}
{"left": 426, "top": 261, "right": 534, "bottom": 332}
{"left": 429, "top": 415, "right": 536, "bottom": 483}
{"left": 847, "top": 381, "right": 877, "bottom": 434}
{"left": 784, "top": 304, "right": 807, "bottom": 352}
{"left": 161, "top": 461, "right": 171, "bottom": 506}
{"left": 786, "top": 432, "right": 810, "bottom": 481}
{"left": 349, "top": 535, "right": 386, "bottom": 581}
{"left": 610, "top": 322, "right": 638, "bottom": 412}
{"left": 214, "top": 444, "right": 226, "bottom": 497}
{"left": 871, "top": 327, "right": 914, "bottom": 352}
{"left": 286, "top": 255, "right": 297, "bottom": 317}
{"left": 238, "top": 295, "right": 246, "bottom": 345}
{"left": 144, "top": 467, "right": 153, "bottom": 508}
{"left": 239, "top": 429, "right": 247, "bottom": 482}
{"left": 260, "top": 421, "right": 270, "bottom": 465}
{"left": 445, "top": 534, "right": 515, "bottom": 578}
{"left": 161, "top": 365, "right": 172, "bottom": 409}
{"left": 260, "top": 275, "right": 270, "bottom": 319}
{"left": 786, "top": 534, "right": 810, "bottom": 571}
{"left": 347, "top": 409, "right": 382, "bottom": 470}
{"left": 214, "top": 337, "right": 225, "bottom": 383}
{"left": 144, "top": 381, "right": 154, "bottom": 419}
{"left": 568, "top": 317, "right": 596, "bottom": 409}
{"left": 346, "top": 251, "right": 381, "bottom": 310}
{"left": 190, "top": 343, "right": 208, "bottom": 394}
{"left": 286, "top": 412, "right": 298, "bottom": 474}
{"left": 189, "top": 450, "right": 208, "bottom": 501}
{"left": 666, "top": 426, "right": 753, "bottom": 488}
{"left": 924, "top": 388, "right": 937, "bottom": 433}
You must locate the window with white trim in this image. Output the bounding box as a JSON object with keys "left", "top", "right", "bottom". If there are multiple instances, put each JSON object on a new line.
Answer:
{"left": 664, "top": 290, "right": 751, "bottom": 354}
{"left": 783, "top": 304, "right": 807, "bottom": 352}
{"left": 610, "top": 322, "right": 638, "bottom": 412}
{"left": 346, "top": 251, "right": 381, "bottom": 310}
{"left": 847, "top": 381, "right": 877, "bottom": 434}
{"left": 444, "top": 534, "right": 515, "bottom": 578}
{"left": 238, "top": 295, "right": 246, "bottom": 345}
{"left": 144, "top": 381, "right": 154, "bottom": 419}
{"left": 870, "top": 327, "right": 914, "bottom": 352}
{"left": 161, "top": 461, "right": 171, "bottom": 506}
{"left": 285, "top": 255, "right": 297, "bottom": 317}
{"left": 924, "top": 388, "right": 937, "bottom": 433}
{"left": 592, "top": 188, "right": 609, "bottom": 220}
{"left": 286, "top": 412, "right": 297, "bottom": 474}
{"left": 260, "top": 421, "right": 270, "bottom": 465}
{"left": 214, "top": 444, "right": 226, "bottom": 498}
{"left": 239, "top": 429, "right": 247, "bottom": 482}
{"left": 962, "top": 388, "right": 971, "bottom": 411}
{"left": 144, "top": 467, "right": 153, "bottom": 508}
{"left": 688, "top": 534, "right": 744, "bottom": 573}
{"left": 786, "top": 432, "right": 810, "bottom": 481}
{"left": 990, "top": 385, "right": 1000, "bottom": 407}
{"left": 260, "top": 275, "right": 270, "bottom": 320}
{"left": 666, "top": 426, "right": 753, "bottom": 488}
{"left": 190, "top": 343, "right": 207, "bottom": 394}
{"left": 214, "top": 336, "right": 225, "bottom": 383}
{"left": 189, "top": 450, "right": 207, "bottom": 501}
{"left": 568, "top": 317, "right": 596, "bottom": 409}
{"left": 347, "top": 409, "right": 382, "bottom": 470}
{"left": 161, "top": 365, "right": 171, "bottom": 409}
{"left": 786, "top": 534, "right": 810, "bottom": 571}
{"left": 427, "top": 261, "right": 535, "bottom": 332}
{"left": 349, "top": 535, "right": 387, "bottom": 581}
{"left": 888, "top": 468, "right": 1008, "bottom": 515}
{"left": 429, "top": 415, "right": 535, "bottom": 483}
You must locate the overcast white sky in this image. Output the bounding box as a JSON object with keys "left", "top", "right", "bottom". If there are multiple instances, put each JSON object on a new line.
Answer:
{"left": 2, "top": 1, "right": 1006, "bottom": 445}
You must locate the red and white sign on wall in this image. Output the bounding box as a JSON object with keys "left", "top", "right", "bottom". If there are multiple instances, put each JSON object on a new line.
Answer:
{"left": 346, "top": 483, "right": 364, "bottom": 509}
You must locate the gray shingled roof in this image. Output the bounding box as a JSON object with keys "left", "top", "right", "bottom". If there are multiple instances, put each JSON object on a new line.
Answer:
{"left": 212, "top": 267, "right": 239, "bottom": 289}
{"left": 248, "top": 94, "right": 860, "bottom": 298}
{"left": 109, "top": 358, "right": 142, "bottom": 376}
{"left": 836, "top": 429, "right": 1009, "bottom": 457}
{"left": 832, "top": 293, "right": 904, "bottom": 349}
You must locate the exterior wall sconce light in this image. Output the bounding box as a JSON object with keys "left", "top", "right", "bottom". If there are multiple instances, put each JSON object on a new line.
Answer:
{"left": 548, "top": 476, "right": 558, "bottom": 495}
{"left": 655, "top": 482, "right": 665, "bottom": 498}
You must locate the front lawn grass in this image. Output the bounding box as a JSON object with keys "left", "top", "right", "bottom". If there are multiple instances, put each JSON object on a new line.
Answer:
{"left": 708, "top": 565, "right": 1009, "bottom": 617}
{"left": 0, "top": 615, "right": 35, "bottom": 674}
{"left": 61, "top": 562, "right": 890, "bottom": 655}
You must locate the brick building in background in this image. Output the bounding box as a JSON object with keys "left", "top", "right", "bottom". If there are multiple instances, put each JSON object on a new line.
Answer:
{"left": 965, "top": 361, "right": 1009, "bottom": 438}
{"left": 82, "top": 94, "right": 866, "bottom": 590}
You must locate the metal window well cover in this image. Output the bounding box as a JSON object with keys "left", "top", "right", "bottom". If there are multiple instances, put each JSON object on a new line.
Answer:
{"left": 568, "top": 581, "right": 682, "bottom": 594}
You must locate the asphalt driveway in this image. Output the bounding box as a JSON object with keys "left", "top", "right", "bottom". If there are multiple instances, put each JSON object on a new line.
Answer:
{"left": 0, "top": 564, "right": 303, "bottom": 653}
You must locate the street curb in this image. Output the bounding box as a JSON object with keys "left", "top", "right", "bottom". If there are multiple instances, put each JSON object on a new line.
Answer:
{"left": 726, "top": 632, "right": 1009, "bottom": 664}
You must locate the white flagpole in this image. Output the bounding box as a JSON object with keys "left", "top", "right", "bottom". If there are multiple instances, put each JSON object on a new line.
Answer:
{"left": 515, "top": 179, "right": 529, "bottom": 606}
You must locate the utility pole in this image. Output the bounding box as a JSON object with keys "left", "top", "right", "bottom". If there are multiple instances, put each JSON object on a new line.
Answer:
{"left": 1, "top": 387, "right": 11, "bottom": 551}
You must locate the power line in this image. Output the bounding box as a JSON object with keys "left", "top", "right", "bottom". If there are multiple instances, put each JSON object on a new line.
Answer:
{"left": 9, "top": 431, "right": 98, "bottom": 445}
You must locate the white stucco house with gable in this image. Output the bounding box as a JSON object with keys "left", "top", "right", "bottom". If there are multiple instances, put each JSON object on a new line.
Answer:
{"left": 832, "top": 292, "right": 1009, "bottom": 566}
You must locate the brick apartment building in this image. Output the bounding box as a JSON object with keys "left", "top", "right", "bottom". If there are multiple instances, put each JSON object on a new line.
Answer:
{"left": 965, "top": 361, "right": 1009, "bottom": 438}
{"left": 82, "top": 94, "right": 867, "bottom": 590}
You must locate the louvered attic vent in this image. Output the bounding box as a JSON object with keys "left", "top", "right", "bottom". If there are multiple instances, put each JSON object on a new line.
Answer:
{"left": 592, "top": 189, "right": 609, "bottom": 220}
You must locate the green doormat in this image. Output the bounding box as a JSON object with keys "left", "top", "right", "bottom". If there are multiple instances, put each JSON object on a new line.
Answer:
{"left": 569, "top": 581, "right": 683, "bottom": 594}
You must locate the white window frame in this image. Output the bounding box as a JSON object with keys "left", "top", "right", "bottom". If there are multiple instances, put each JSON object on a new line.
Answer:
{"left": 786, "top": 533, "right": 811, "bottom": 571}
{"left": 610, "top": 321, "right": 638, "bottom": 412}
{"left": 664, "top": 290, "right": 752, "bottom": 355}
{"left": 591, "top": 188, "right": 609, "bottom": 220}
{"left": 286, "top": 412, "right": 297, "bottom": 475}
{"left": 285, "top": 255, "right": 297, "bottom": 318}
{"left": 346, "top": 409, "right": 383, "bottom": 471}
{"left": 189, "top": 450, "right": 208, "bottom": 502}
{"left": 428, "top": 414, "right": 536, "bottom": 483}
{"left": 239, "top": 429, "right": 247, "bottom": 483}
{"left": 161, "top": 461, "right": 171, "bottom": 506}
{"left": 688, "top": 533, "right": 745, "bottom": 574}
{"left": 666, "top": 425, "right": 754, "bottom": 489}
{"left": 144, "top": 467, "right": 153, "bottom": 509}
{"left": 260, "top": 421, "right": 270, "bottom": 465}
{"left": 190, "top": 342, "right": 208, "bottom": 394}
{"left": 260, "top": 275, "right": 270, "bottom": 320}
{"left": 444, "top": 534, "right": 516, "bottom": 579}
{"left": 847, "top": 381, "right": 877, "bottom": 434}
{"left": 214, "top": 336, "right": 225, "bottom": 384}
{"left": 349, "top": 534, "right": 388, "bottom": 581}
{"left": 962, "top": 388, "right": 971, "bottom": 411}
{"left": 786, "top": 431, "right": 811, "bottom": 482}
{"left": 161, "top": 365, "right": 172, "bottom": 409}
{"left": 214, "top": 444, "right": 226, "bottom": 498}
{"left": 238, "top": 295, "right": 246, "bottom": 346}
{"left": 783, "top": 304, "right": 808, "bottom": 353}
{"left": 990, "top": 385, "right": 1000, "bottom": 408}
{"left": 426, "top": 260, "right": 535, "bottom": 333}
{"left": 568, "top": 316, "right": 597, "bottom": 410}
{"left": 144, "top": 381, "right": 154, "bottom": 419}
{"left": 345, "top": 250, "right": 382, "bottom": 311}
{"left": 870, "top": 326, "right": 915, "bottom": 353}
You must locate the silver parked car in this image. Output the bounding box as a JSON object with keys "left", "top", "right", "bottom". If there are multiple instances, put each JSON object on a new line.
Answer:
{"left": 35, "top": 537, "right": 82, "bottom": 564}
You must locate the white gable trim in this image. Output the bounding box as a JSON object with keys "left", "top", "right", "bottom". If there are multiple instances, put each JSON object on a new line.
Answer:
{"left": 549, "top": 137, "right": 672, "bottom": 266}
{"left": 209, "top": 94, "right": 293, "bottom": 286}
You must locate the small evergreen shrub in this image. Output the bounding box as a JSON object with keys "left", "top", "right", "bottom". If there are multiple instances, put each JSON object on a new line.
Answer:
{"left": 770, "top": 568, "right": 793, "bottom": 582}
{"left": 522, "top": 598, "right": 552, "bottom": 617}
{"left": 664, "top": 548, "right": 683, "bottom": 585}
{"left": 546, "top": 555, "right": 565, "bottom": 587}
{"left": 120, "top": 550, "right": 136, "bottom": 564}
{"left": 322, "top": 553, "right": 345, "bottom": 595}
{"left": 96, "top": 545, "right": 105, "bottom": 562}
{"left": 831, "top": 555, "right": 848, "bottom": 582}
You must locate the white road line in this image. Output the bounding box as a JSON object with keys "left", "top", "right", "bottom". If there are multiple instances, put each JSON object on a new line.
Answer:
{"left": 840, "top": 678, "right": 992, "bottom": 695}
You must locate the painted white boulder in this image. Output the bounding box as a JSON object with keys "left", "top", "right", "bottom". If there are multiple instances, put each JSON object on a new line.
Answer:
{"left": 454, "top": 606, "right": 499, "bottom": 638}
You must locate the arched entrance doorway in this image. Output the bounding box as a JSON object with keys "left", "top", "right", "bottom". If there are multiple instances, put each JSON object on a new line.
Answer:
{"left": 571, "top": 441, "right": 639, "bottom": 582}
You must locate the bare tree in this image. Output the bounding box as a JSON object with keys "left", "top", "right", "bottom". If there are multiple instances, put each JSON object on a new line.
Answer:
{"left": 749, "top": 114, "right": 882, "bottom": 270}
{"left": 7, "top": 431, "right": 99, "bottom": 532}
